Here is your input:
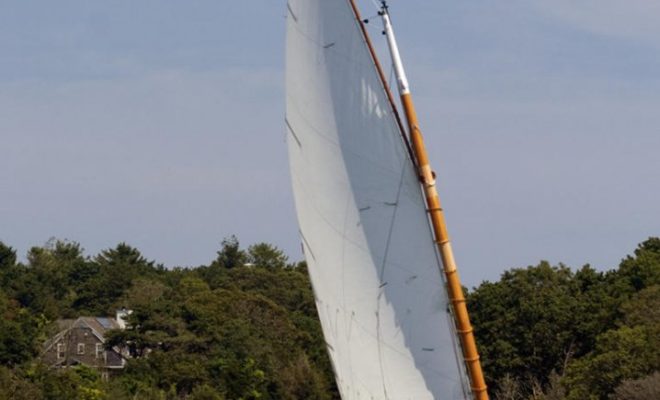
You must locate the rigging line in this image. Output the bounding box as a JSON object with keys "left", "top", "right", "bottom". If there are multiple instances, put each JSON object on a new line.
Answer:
{"left": 447, "top": 312, "right": 473, "bottom": 400}
{"left": 374, "top": 160, "right": 407, "bottom": 400}
{"left": 388, "top": 62, "right": 396, "bottom": 98}
{"left": 347, "top": 0, "right": 418, "bottom": 169}
{"left": 378, "top": 163, "right": 407, "bottom": 283}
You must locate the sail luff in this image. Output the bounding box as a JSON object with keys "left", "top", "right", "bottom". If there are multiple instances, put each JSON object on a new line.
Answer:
{"left": 378, "top": 5, "right": 489, "bottom": 399}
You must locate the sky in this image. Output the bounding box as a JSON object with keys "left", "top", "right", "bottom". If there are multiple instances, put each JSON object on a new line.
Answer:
{"left": 1, "top": 0, "right": 658, "bottom": 287}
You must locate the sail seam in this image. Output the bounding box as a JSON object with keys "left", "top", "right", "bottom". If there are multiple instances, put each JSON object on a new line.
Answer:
{"left": 288, "top": 104, "right": 404, "bottom": 176}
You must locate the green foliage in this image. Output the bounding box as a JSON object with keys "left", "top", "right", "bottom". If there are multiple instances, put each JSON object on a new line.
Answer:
{"left": 562, "top": 267, "right": 660, "bottom": 400}
{"left": 0, "top": 236, "right": 656, "bottom": 399}
{"left": 0, "top": 243, "right": 21, "bottom": 304}
{"left": 189, "top": 384, "right": 225, "bottom": 400}
{"left": 620, "top": 285, "right": 660, "bottom": 328}
{"left": 0, "top": 242, "right": 17, "bottom": 270}
{"left": 9, "top": 240, "right": 89, "bottom": 318}
{"left": 210, "top": 236, "right": 246, "bottom": 269}
{"left": 74, "top": 243, "right": 160, "bottom": 315}
{"left": 470, "top": 237, "right": 660, "bottom": 399}
{"left": 0, "top": 366, "right": 42, "bottom": 400}
{"left": 611, "top": 372, "right": 660, "bottom": 400}
{"left": 617, "top": 238, "right": 660, "bottom": 291}
{"left": 4, "top": 363, "right": 107, "bottom": 400}
{"left": 246, "top": 243, "right": 288, "bottom": 269}
{"left": 0, "top": 291, "right": 46, "bottom": 366}
{"left": 469, "top": 262, "right": 581, "bottom": 386}
{"left": 102, "top": 242, "right": 335, "bottom": 399}
{"left": 563, "top": 325, "right": 659, "bottom": 399}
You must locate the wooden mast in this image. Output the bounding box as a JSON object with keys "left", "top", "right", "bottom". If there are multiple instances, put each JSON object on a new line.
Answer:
{"left": 375, "top": 3, "right": 490, "bottom": 399}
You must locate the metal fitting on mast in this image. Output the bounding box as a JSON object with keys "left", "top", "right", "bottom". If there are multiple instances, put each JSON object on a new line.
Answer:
{"left": 379, "top": 4, "right": 411, "bottom": 95}
{"left": 380, "top": 1, "right": 389, "bottom": 12}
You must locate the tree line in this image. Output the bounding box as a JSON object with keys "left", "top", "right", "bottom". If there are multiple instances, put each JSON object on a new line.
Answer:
{"left": 469, "top": 238, "right": 659, "bottom": 400}
{"left": 0, "top": 236, "right": 657, "bottom": 399}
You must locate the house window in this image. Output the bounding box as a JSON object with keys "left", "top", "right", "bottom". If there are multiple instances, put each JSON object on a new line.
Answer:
{"left": 77, "top": 343, "right": 85, "bottom": 355}
{"left": 95, "top": 343, "right": 104, "bottom": 359}
{"left": 57, "top": 343, "right": 64, "bottom": 359}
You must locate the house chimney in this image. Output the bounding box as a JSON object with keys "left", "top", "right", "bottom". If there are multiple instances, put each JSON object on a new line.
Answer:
{"left": 115, "top": 308, "right": 133, "bottom": 330}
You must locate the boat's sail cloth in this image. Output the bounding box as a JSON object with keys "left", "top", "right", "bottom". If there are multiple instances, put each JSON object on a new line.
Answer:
{"left": 286, "top": 1, "right": 468, "bottom": 399}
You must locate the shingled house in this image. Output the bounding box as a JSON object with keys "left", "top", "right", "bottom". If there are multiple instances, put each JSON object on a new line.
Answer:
{"left": 41, "top": 310, "right": 131, "bottom": 380}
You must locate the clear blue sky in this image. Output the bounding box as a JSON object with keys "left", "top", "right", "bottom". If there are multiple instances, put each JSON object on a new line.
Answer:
{"left": 1, "top": 0, "right": 658, "bottom": 287}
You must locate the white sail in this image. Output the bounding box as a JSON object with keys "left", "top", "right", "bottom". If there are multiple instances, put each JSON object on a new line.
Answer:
{"left": 286, "top": 1, "right": 469, "bottom": 399}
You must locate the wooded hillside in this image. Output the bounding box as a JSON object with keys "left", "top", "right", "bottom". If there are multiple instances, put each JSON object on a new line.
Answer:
{"left": 0, "top": 236, "right": 657, "bottom": 399}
